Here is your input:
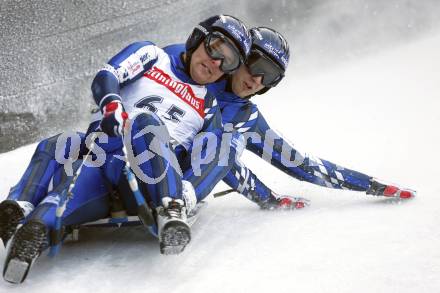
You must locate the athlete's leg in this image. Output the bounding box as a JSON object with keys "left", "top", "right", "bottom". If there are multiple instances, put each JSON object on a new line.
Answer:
{"left": 3, "top": 164, "right": 110, "bottom": 284}
{"left": 1, "top": 133, "right": 85, "bottom": 245}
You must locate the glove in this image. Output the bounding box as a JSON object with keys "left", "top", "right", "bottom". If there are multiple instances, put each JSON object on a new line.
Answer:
{"left": 100, "top": 101, "right": 128, "bottom": 137}
{"left": 367, "top": 178, "right": 416, "bottom": 199}
{"left": 259, "top": 193, "right": 310, "bottom": 210}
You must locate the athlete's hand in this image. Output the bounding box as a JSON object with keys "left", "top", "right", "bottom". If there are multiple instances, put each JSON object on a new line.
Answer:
{"left": 367, "top": 178, "right": 416, "bottom": 199}
{"left": 259, "top": 193, "right": 310, "bottom": 210}
{"left": 100, "top": 101, "right": 128, "bottom": 137}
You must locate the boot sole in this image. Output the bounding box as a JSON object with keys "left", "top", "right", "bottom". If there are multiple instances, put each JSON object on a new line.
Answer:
{"left": 3, "top": 258, "right": 31, "bottom": 284}
{"left": 3, "top": 220, "right": 48, "bottom": 283}
{"left": 0, "top": 200, "right": 24, "bottom": 247}
{"left": 160, "top": 225, "right": 191, "bottom": 255}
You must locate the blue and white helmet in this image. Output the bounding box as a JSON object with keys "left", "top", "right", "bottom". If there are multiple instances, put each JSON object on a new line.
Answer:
{"left": 250, "top": 27, "right": 290, "bottom": 72}
{"left": 249, "top": 27, "right": 290, "bottom": 92}
{"left": 186, "top": 14, "right": 252, "bottom": 64}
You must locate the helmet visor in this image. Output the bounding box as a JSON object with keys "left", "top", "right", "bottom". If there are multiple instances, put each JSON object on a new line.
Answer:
{"left": 246, "top": 49, "right": 284, "bottom": 87}
{"left": 204, "top": 32, "right": 242, "bottom": 73}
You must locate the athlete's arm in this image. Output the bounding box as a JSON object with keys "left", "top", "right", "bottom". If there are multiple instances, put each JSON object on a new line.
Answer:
{"left": 91, "top": 42, "right": 159, "bottom": 110}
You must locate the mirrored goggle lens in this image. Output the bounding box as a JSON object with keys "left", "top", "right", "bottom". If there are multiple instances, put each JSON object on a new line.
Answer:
{"left": 205, "top": 33, "right": 241, "bottom": 73}
{"left": 247, "top": 51, "right": 284, "bottom": 87}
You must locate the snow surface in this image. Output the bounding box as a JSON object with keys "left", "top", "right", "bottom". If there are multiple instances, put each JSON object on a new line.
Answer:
{"left": 1, "top": 32, "right": 440, "bottom": 293}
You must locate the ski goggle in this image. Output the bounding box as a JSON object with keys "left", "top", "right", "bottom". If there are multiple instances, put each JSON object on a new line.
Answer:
{"left": 204, "top": 32, "right": 242, "bottom": 73}
{"left": 246, "top": 49, "right": 285, "bottom": 87}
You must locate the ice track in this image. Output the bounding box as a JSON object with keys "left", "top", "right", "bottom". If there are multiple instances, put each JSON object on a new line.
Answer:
{"left": 1, "top": 33, "right": 440, "bottom": 293}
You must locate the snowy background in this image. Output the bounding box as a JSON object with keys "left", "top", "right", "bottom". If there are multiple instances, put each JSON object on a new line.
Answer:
{"left": 1, "top": 0, "right": 439, "bottom": 152}
{"left": 1, "top": 0, "right": 440, "bottom": 292}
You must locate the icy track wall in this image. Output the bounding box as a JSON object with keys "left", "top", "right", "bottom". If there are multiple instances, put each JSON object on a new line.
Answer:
{"left": 0, "top": 0, "right": 439, "bottom": 153}
{"left": 0, "top": 0, "right": 226, "bottom": 153}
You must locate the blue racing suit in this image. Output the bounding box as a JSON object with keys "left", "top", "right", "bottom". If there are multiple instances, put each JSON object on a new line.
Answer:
{"left": 164, "top": 44, "right": 373, "bottom": 205}
{"left": 5, "top": 41, "right": 241, "bottom": 238}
